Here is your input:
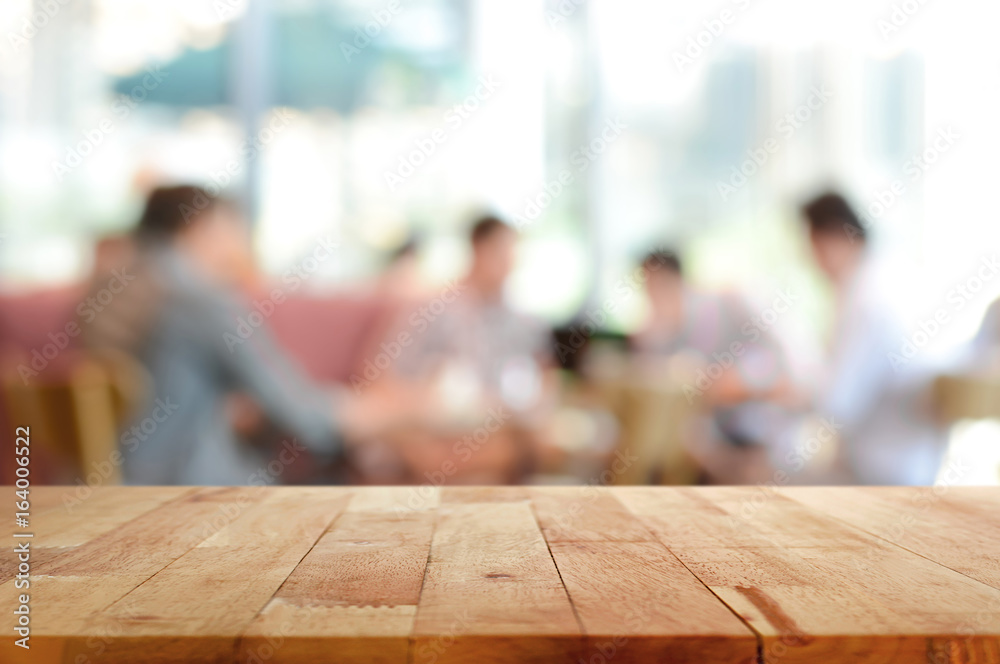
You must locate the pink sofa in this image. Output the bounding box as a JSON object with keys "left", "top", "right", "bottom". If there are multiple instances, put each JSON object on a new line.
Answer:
{"left": 0, "top": 284, "right": 394, "bottom": 482}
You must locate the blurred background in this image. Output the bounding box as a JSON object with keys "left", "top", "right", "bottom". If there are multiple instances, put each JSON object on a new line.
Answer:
{"left": 2, "top": 0, "right": 999, "bottom": 488}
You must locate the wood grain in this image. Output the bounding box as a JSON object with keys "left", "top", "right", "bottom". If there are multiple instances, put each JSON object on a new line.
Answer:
{"left": 618, "top": 487, "right": 1000, "bottom": 663}
{"left": 412, "top": 500, "right": 581, "bottom": 664}
{"left": 65, "top": 488, "right": 351, "bottom": 664}
{"left": 548, "top": 541, "right": 758, "bottom": 663}
{"left": 1, "top": 486, "right": 999, "bottom": 664}
{"left": 240, "top": 488, "right": 435, "bottom": 664}
{"left": 529, "top": 486, "right": 654, "bottom": 542}
{"left": 781, "top": 486, "right": 1000, "bottom": 590}
{"left": 1, "top": 486, "right": 192, "bottom": 583}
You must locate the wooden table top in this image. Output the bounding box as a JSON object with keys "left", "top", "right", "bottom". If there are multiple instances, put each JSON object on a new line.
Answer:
{"left": 3, "top": 486, "right": 1000, "bottom": 664}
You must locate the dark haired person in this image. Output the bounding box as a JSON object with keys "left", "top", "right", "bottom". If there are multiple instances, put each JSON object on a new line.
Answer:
{"left": 86, "top": 185, "right": 357, "bottom": 484}
{"left": 393, "top": 216, "right": 552, "bottom": 399}
{"left": 373, "top": 215, "right": 554, "bottom": 483}
{"left": 802, "top": 192, "right": 945, "bottom": 485}
{"left": 632, "top": 249, "right": 795, "bottom": 484}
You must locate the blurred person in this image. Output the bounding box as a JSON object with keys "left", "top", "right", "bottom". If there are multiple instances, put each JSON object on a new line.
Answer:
{"left": 631, "top": 250, "right": 796, "bottom": 483}
{"left": 801, "top": 192, "right": 946, "bottom": 485}
{"left": 85, "top": 185, "right": 361, "bottom": 485}
{"left": 392, "top": 216, "right": 554, "bottom": 409}
{"left": 361, "top": 215, "right": 556, "bottom": 483}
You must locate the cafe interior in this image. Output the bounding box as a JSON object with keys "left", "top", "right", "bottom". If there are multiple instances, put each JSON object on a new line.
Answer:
{"left": 1, "top": 0, "right": 999, "bottom": 490}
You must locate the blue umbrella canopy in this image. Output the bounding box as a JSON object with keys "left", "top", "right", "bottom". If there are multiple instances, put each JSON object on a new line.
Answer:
{"left": 110, "top": 5, "right": 469, "bottom": 113}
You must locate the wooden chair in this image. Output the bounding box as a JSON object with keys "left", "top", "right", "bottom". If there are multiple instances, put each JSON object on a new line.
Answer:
{"left": 589, "top": 355, "right": 703, "bottom": 486}
{"left": 1, "top": 350, "right": 146, "bottom": 485}
{"left": 933, "top": 373, "right": 1000, "bottom": 423}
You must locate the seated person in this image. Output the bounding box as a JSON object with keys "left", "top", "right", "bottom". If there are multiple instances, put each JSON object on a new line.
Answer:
{"left": 85, "top": 185, "right": 367, "bottom": 485}
{"left": 631, "top": 250, "right": 796, "bottom": 484}
{"left": 801, "top": 192, "right": 946, "bottom": 485}
{"left": 365, "top": 216, "right": 555, "bottom": 484}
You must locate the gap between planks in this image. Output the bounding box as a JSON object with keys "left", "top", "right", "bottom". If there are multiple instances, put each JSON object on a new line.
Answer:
{"left": 231, "top": 490, "right": 358, "bottom": 664}
{"left": 406, "top": 502, "right": 440, "bottom": 664}
{"left": 527, "top": 497, "right": 589, "bottom": 642}
{"left": 777, "top": 489, "right": 1000, "bottom": 594}
{"left": 89, "top": 486, "right": 207, "bottom": 599}
{"left": 608, "top": 490, "right": 769, "bottom": 664}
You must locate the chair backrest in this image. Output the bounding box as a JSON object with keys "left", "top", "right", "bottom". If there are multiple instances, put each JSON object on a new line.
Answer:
{"left": 1, "top": 350, "right": 146, "bottom": 485}
{"left": 933, "top": 373, "right": 1000, "bottom": 422}
{"left": 592, "top": 356, "right": 703, "bottom": 485}
{"left": 616, "top": 380, "right": 702, "bottom": 485}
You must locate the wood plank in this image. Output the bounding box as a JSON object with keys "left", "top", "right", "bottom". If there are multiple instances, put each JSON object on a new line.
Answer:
{"left": 3, "top": 485, "right": 999, "bottom": 664}
{"left": 243, "top": 601, "right": 416, "bottom": 664}
{"left": 0, "top": 487, "right": 263, "bottom": 663}
{"left": 0, "top": 574, "right": 156, "bottom": 664}
{"left": 549, "top": 540, "right": 758, "bottom": 664}
{"left": 612, "top": 487, "right": 790, "bottom": 550}
{"left": 0, "top": 548, "right": 64, "bottom": 586}
{"left": 412, "top": 500, "right": 581, "bottom": 664}
{"left": 37, "top": 486, "right": 266, "bottom": 577}
{"left": 15, "top": 485, "right": 92, "bottom": 517}
{"left": 939, "top": 486, "right": 1000, "bottom": 513}
{"left": 62, "top": 488, "right": 351, "bottom": 664}
{"left": 782, "top": 486, "right": 1000, "bottom": 590}
{"left": 29, "top": 486, "right": 193, "bottom": 548}
{"left": 528, "top": 486, "right": 655, "bottom": 543}
{"left": 440, "top": 486, "right": 530, "bottom": 503}
{"left": 239, "top": 489, "right": 436, "bottom": 664}
{"left": 1, "top": 486, "right": 193, "bottom": 583}
{"left": 619, "top": 487, "right": 1000, "bottom": 663}
{"left": 346, "top": 485, "right": 440, "bottom": 513}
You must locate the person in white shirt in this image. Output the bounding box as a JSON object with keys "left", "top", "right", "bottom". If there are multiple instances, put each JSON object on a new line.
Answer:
{"left": 632, "top": 250, "right": 797, "bottom": 484}
{"left": 802, "top": 192, "right": 946, "bottom": 485}
{"left": 973, "top": 299, "right": 1000, "bottom": 354}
